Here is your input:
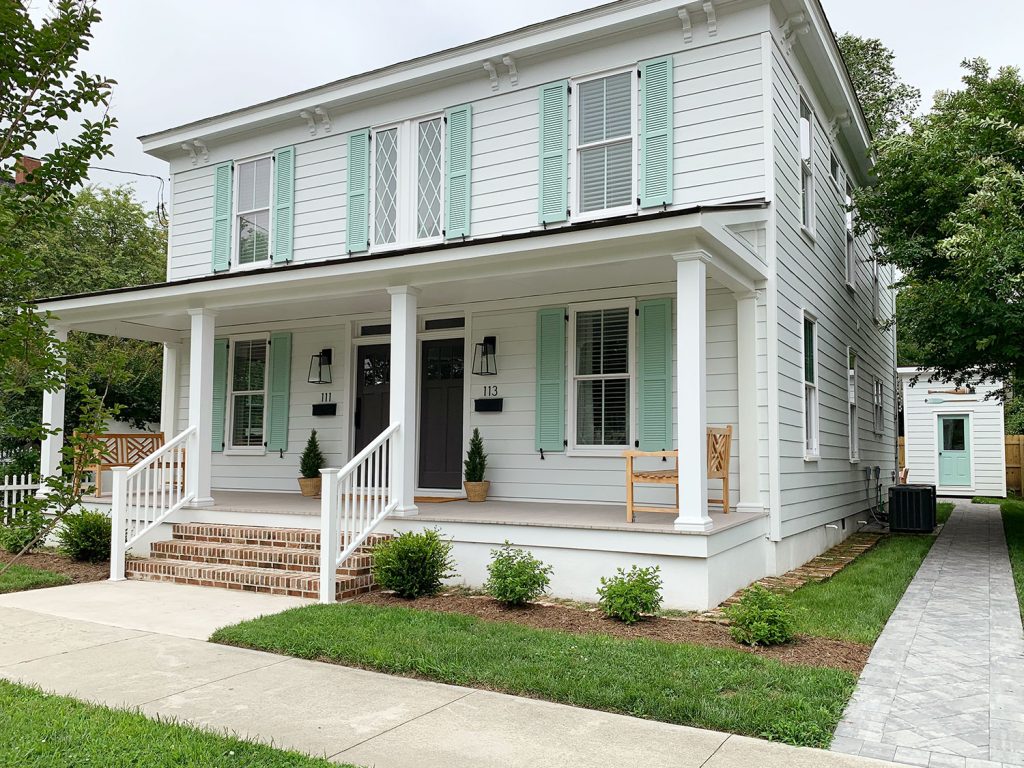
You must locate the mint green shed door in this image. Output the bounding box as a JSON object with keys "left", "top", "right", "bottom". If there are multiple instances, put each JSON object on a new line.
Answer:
{"left": 938, "top": 414, "right": 971, "bottom": 487}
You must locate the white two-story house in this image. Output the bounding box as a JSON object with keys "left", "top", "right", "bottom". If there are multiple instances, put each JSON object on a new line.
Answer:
{"left": 36, "top": 0, "right": 897, "bottom": 610}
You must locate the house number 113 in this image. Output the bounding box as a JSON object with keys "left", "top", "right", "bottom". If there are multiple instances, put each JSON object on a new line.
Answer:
{"left": 482, "top": 385, "right": 499, "bottom": 397}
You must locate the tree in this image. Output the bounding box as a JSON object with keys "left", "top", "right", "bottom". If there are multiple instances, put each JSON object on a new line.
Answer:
{"left": 855, "top": 59, "right": 1024, "bottom": 394}
{"left": 837, "top": 34, "right": 921, "bottom": 139}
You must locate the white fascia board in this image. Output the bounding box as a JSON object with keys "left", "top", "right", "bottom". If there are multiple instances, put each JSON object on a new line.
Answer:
{"left": 139, "top": 0, "right": 686, "bottom": 159}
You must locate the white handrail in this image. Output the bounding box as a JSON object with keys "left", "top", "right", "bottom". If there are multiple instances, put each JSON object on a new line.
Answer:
{"left": 319, "top": 423, "right": 400, "bottom": 603}
{"left": 110, "top": 425, "right": 197, "bottom": 581}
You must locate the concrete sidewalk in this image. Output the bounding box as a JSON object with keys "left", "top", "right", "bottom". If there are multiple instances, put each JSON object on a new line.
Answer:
{"left": 0, "top": 580, "right": 895, "bottom": 768}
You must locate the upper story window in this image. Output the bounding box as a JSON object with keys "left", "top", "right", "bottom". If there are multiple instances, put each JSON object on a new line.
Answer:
{"left": 872, "top": 258, "right": 881, "bottom": 323}
{"left": 569, "top": 301, "right": 633, "bottom": 451}
{"left": 799, "top": 97, "right": 815, "bottom": 233}
{"left": 236, "top": 157, "right": 272, "bottom": 266}
{"left": 847, "top": 348, "right": 859, "bottom": 462}
{"left": 372, "top": 116, "right": 444, "bottom": 248}
{"left": 803, "top": 311, "right": 819, "bottom": 459}
{"left": 576, "top": 71, "right": 635, "bottom": 216}
{"left": 873, "top": 376, "right": 885, "bottom": 435}
{"left": 845, "top": 178, "right": 856, "bottom": 289}
{"left": 228, "top": 336, "right": 268, "bottom": 451}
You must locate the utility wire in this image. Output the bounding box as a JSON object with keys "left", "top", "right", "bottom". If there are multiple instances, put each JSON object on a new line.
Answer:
{"left": 88, "top": 165, "right": 168, "bottom": 227}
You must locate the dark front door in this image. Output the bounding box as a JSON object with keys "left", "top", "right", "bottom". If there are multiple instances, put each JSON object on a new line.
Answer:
{"left": 419, "top": 338, "right": 465, "bottom": 489}
{"left": 354, "top": 344, "right": 390, "bottom": 454}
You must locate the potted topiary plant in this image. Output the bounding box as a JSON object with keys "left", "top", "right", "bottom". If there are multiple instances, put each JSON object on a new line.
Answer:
{"left": 298, "top": 429, "right": 326, "bottom": 497}
{"left": 463, "top": 427, "right": 489, "bottom": 502}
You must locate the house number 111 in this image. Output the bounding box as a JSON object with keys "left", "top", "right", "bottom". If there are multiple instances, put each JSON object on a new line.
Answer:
{"left": 482, "top": 385, "right": 499, "bottom": 397}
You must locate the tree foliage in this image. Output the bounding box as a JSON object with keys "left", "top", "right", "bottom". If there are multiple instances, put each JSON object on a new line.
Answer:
{"left": 837, "top": 34, "right": 921, "bottom": 140}
{"left": 855, "top": 59, "right": 1024, "bottom": 393}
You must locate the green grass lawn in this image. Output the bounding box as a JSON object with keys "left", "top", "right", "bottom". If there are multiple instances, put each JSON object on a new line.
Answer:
{"left": 0, "top": 680, "right": 354, "bottom": 768}
{"left": 213, "top": 602, "right": 854, "bottom": 749}
{"left": 0, "top": 564, "right": 70, "bottom": 594}
{"left": 1001, "top": 500, "right": 1024, "bottom": 617}
{"left": 781, "top": 502, "right": 955, "bottom": 645}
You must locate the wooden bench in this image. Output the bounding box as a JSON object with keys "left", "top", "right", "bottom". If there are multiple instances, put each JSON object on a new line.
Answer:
{"left": 623, "top": 425, "right": 733, "bottom": 522}
{"left": 81, "top": 433, "right": 169, "bottom": 496}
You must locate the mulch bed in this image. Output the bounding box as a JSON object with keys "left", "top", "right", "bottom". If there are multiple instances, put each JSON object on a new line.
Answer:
{"left": 354, "top": 591, "right": 870, "bottom": 673}
{"left": 0, "top": 551, "right": 108, "bottom": 584}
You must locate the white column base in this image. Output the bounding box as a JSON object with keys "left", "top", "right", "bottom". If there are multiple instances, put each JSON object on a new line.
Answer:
{"left": 734, "top": 501, "right": 767, "bottom": 516}
{"left": 674, "top": 516, "right": 714, "bottom": 533}
{"left": 391, "top": 504, "right": 420, "bottom": 517}
{"left": 187, "top": 497, "right": 216, "bottom": 508}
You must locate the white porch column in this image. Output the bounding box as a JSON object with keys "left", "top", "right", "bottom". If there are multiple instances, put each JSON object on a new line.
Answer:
{"left": 388, "top": 286, "right": 419, "bottom": 517}
{"left": 187, "top": 309, "right": 216, "bottom": 506}
{"left": 159, "top": 342, "right": 180, "bottom": 436}
{"left": 39, "top": 325, "right": 69, "bottom": 485}
{"left": 735, "top": 291, "right": 763, "bottom": 513}
{"left": 674, "top": 253, "right": 713, "bottom": 532}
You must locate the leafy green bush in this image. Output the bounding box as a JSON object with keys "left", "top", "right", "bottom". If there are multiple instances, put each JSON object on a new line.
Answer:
{"left": 726, "top": 585, "right": 796, "bottom": 647}
{"left": 299, "top": 429, "right": 326, "bottom": 479}
{"left": 463, "top": 428, "right": 487, "bottom": 482}
{"left": 57, "top": 510, "right": 111, "bottom": 563}
{"left": 372, "top": 529, "right": 457, "bottom": 598}
{"left": 0, "top": 511, "right": 47, "bottom": 555}
{"left": 484, "top": 543, "right": 552, "bottom": 606}
{"left": 597, "top": 565, "right": 663, "bottom": 624}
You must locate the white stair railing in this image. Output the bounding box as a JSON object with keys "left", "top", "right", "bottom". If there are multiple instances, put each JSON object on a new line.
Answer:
{"left": 110, "top": 426, "right": 197, "bottom": 581}
{"left": 320, "top": 423, "right": 399, "bottom": 603}
{"left": 1, "top": 474, "right": 39, "bottom": 524}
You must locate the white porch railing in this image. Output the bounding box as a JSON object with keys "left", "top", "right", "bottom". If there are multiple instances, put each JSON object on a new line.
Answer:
{"left": 319, "top": 423, "right": 399, "bottom": 603}
{"left": 110, "top": 426, "right": 197, "bottom": 581}
{"left": 1, "top": 474, "right": 39, "bottom": 524}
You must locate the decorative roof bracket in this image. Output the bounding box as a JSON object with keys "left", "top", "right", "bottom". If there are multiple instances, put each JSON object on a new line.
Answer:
{"left": 299, "top": 110, "right": 317, "bottom": 136}
{"left": 702, "top": 1, "right": 717, "bottom": 36}
{"left": 828, "top": 111, "right": 851, "bottom": 141}
{"left": 314, "top": 106, "right": 332, "bottom": 133}
{"left": 677, "top": 7, "right": 693, "bottom": 43}
{"left": 781, "top": 13, "right": 810, "bottom": 54}
{"left": 483, "top": 61, "right": 499, "bottom": 91}
{"left": 180, "top": 143, "right": 198, "bottom": 166}
{"left": 192, "top": 140, "right": 208, "bottom": 164}
{"left": 502, "top": 55, "right": 519, "bottom": 86}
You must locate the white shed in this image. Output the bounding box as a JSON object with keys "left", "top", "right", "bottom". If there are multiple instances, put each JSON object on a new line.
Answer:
{"left": 900, "top": 369, "right": 1007, "bottom": 497}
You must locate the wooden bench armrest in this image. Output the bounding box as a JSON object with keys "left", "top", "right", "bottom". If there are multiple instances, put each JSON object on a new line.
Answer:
{"left": 622, "top": 449, "right": 679, "bottom": 458}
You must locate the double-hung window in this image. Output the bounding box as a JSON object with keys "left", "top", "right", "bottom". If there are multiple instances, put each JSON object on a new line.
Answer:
{"left": 235, "top": 157, "right": 272, "bottom": 267}
{"left": 847, "top": 348, "right": 859, "bottom": 462}
{"left": 372, "top": 116, "right": 444, "bottom": 247}
{"left": 873, "top": 377, "right": 885, "bottom": 435}
{"left": 576, "top": 71, "right": 634, "bottom": 216}
{"left": 799, "top": 97, "right": 815, "bottom": 232}
{"left": 845, "top": 178, "right": 856, "bottom": 289}
{"left": 228, "top": 337, "right": 269, "bottom": 451}
{"left": 803, "top": 312, "right": 819, "bottom": 459}
{"left": 570, "top": 302, "right": 633, "bottom": 451}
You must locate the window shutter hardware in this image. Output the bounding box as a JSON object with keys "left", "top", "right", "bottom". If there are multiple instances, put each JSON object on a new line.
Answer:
{"left": 563, "top": 439, "right": 568, "bottom": 447}
{"left": 539, "top": 448, "right": 545, "bottom": 460}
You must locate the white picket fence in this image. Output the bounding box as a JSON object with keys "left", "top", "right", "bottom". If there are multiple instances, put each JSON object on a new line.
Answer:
{"left": 1, "top": 474, "right": 40, "bottom": 524}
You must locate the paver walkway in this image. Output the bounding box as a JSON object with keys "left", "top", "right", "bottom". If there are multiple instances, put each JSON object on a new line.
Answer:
{"left": 0, "top": 580, "right": 896, "bottom": 768}
{"left": 832, "top": 502, "right": 1024, "bottom": 767}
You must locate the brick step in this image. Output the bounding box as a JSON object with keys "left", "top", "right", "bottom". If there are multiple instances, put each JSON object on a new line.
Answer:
{"left": 171, "top": 522, "right": 390, "bottom": 551}
{"left": 126, "top": 558, "right": 378, "bottom": 600}
{"left": 149, "top": 540, "right": 374, "bottom": 575}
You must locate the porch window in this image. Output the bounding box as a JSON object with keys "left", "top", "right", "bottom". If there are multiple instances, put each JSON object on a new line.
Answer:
{"left": 571, "top": 304, "right": 632, "bottom": 449}
{"left": 848, "top": 348, "right": 859, "bottom": 462}
{"left": 873, "top": 376, "right": 885, "bottom": 435}
{"left": 845, "top": 178, "right": 856, "bottom": 289}
{"left": 803, "top": 312, "right": 819, "bottom": 459}
{"left": 799, "top": 97, "right": 815, "bottom": 232}
{"left": 229, "top": 338, "right": 268, "bottom": 449}
{"left": 576, "top": 71, "right": 634, "bottom": 215}
{"left": 235, "top": 157, "right": 272, "bottom": 266}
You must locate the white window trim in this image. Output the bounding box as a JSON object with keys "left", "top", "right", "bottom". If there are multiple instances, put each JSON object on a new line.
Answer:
{"left": 845, "top": 178, "right": 856, "bottom": 291}
{"left": 872, "top": 258, "right": 881, "bottom": 324}
{"left": 224, "top": 332, "right": 270, "bottom": 455}
{"left": 369, "top": 114, "right": 446, "bottom": 253}
{"left": 802, "top": 310, "right": 820, "bottom": 461}
{"left": 569, "top": 67, "right": 638, "bottom": 223}
{"left": 873, "top": 376, "right": 885, "bottom": 436}
{"left": 232, "top": 154, "right": 274, "bottom": 271}
{"left": 847, "top": 347, "right": 860, "bottom": 463}
{"left": 566, "top": 298, "right": 636, "bottom": 456}
{"left": 799, "top": 94, "right": 816, "bottom": 240}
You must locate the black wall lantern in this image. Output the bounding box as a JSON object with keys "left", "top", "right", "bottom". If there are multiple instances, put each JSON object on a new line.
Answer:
{"left": 307, "top": 348, "right": 333, "bottom": 384}
{"left": 472, "top": 336, "right": 497, "bottom": 376}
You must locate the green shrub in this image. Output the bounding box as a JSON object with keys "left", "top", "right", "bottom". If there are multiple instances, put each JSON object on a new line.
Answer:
{"left": 484, "top": 543, "right": 552, "bottom": 606}
{"left": 726, "top": 585, "right": 796, "bottom": 647}
{"left": 57, "top": 510, "right": 112, "bottom": 563}
{"left": 299, "top": 429, "right": 326, "bottom": 479}
{"left": 0, "top": 511, "right": 47, "bottom": 555}
{"left": 463, "top": 428, "right": 487, "bottom": 482}
{"left": 597, "top": 565, "right": 663, "bottom": 624}
{"left": 372, "top": 529, "right": 457, "bottom": 598}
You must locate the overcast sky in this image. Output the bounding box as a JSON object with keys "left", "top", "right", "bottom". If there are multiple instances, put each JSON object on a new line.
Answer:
{"left": 63, "top": 0, "right": 1024, "bottom": 210}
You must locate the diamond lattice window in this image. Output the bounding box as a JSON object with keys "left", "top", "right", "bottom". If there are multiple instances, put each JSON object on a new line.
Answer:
{"left": 417, "top": 118, "right": 443, "bottom": 239}
{"left": 374, "top": 128, "right": 399, "bottom": 245}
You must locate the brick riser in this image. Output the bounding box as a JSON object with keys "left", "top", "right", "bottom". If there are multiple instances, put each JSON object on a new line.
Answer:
{"left": 149, "top": 541, "right": 374, "bottom": 576}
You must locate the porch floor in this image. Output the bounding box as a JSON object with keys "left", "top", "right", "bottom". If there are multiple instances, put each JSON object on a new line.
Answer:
{"left": 198, "top": 491, "right": 762, "bottom": 535}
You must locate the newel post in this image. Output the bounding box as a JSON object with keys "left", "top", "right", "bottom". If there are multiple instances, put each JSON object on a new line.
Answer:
{"left": 109, "top": 467, "right": 128, "bottom": 581}
{"left": 319, "top": 468, "right": 341, "bottom": 604}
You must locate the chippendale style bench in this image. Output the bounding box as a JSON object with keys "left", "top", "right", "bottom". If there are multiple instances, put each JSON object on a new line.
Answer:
{"left": 623, "top": 425, "right": 733, "bottom": 522}
{"left": 81, "top": 433, "right": 168, "bottom": 496}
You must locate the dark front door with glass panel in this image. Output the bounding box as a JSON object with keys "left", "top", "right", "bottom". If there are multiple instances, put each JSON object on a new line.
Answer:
{"left": 419, "top": 338, "right": 465, "bottom": 489}
{"left": 354, "top": 345, "right": 390, "bottom": 455}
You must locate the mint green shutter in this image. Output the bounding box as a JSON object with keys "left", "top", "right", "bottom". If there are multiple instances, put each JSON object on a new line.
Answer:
{"left": 638, "top": 298, "right": 673, "bottom": 450}
{"left": 538, "top": 81, "right": 569, "bottom": 224}
{"left": 272, "top": 146, "right": 295, "bottom": 264}
{"left": 535, "top": 308, "right": 566, "bottom": 452}
{"left": 211, "top": 162, "right": 233, "bottom": 272}
{"left": 639, "top": 56, "right": 674, "bottom": 208}
{"left": 347, "top": 130, "right": 370, "bottom": 253}
{"left": 445, "top": 104, "right": 472, "bottom": 239}
{"left": 211, "top": 338, "right": 229, "bottom": 452}
{"left": 266, "top": 332, "right": 292, "bottom": 452}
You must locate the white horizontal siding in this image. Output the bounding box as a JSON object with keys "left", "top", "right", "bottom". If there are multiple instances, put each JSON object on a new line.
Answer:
{"left": 167, "top": 165, "right": 214, "bottom": 281}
